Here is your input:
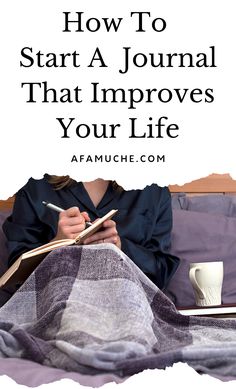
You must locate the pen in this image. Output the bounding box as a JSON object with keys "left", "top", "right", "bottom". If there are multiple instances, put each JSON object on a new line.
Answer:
{"left": 42, "top": 201, "right": 93, "bottom": 228}
{"left": 42, "top": 201, "right": 64, "bottom": 213}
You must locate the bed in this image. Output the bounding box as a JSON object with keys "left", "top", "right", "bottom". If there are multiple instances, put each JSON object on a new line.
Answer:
{"left": 0, "top": 173, "right": 236, "bottom": 386}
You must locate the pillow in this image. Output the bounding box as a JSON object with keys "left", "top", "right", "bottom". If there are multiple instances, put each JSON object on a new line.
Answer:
{"left": 171, "top": 193, "right": 186, "bottom": 210}
{"left": 178, "top": 194, "right": 236, "bottom": 218}
{"left": 165, "top": 209, "right": 236, "bottom": 307}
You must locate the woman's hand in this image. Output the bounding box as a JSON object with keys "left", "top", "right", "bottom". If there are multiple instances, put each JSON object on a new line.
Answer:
{"left": 53, "top": 207, "right": 90, "bottom": 240}
{"left": 83, "top": 219, "right": 121, "bottom": 249}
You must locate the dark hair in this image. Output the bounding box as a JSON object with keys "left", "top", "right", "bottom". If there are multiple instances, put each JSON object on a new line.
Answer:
{"left": 46, "top": 175, "right": 75, "bottom": 190}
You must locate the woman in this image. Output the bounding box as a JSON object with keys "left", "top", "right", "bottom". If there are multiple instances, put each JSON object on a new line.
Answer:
{"left": 3, "top": 174, "right": 179, "bottom": 291}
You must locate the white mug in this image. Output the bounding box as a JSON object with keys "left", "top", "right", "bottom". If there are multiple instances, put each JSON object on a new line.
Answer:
{"left": 189, "top": 261, "right": 224, "bottom": 307}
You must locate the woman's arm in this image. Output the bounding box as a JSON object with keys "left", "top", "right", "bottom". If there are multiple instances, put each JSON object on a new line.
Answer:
{"left": 3, "top": 190, "right": 89, "bottom": 266}
{"left": 2, "top": 189, "right": 50, "bottom": 266}
{"left": 120, "top": 188, "right": 179, "bottom": 290}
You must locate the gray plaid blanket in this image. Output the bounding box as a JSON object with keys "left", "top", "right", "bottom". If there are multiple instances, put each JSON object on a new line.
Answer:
{"left": 0, "top": 244, "right": 236, "bottom": 380}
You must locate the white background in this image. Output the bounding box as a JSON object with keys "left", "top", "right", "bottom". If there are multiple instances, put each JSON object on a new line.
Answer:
{"left": 1, "top": 0, "right": 235, "bottom": 197}
{"left": 0, "top": 0, "right": 236, "bottom": 387}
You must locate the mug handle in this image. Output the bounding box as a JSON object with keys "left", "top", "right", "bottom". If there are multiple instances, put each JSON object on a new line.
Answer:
{"left": 189, "top": 267, "right": 206, "bottom": 299}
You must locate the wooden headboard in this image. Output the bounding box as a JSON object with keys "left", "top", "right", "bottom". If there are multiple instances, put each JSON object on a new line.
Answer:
{"left": 1, "top": 174, "right": 236, "bottom": 212}
{"left": 0, "top": 197, "right": 15, "bottom": 212}
{"left": 169, "top": 173, "right": 236, "bottom": 195}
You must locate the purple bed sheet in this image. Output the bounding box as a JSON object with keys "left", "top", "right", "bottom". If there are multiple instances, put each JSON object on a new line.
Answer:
{"left": 0, "top": 357, "right": 125, "bottom": 387}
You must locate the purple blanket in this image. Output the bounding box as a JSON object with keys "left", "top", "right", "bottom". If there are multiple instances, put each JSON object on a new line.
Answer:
{"left": 0, "top": 244, "right": 236, "bottom": 381}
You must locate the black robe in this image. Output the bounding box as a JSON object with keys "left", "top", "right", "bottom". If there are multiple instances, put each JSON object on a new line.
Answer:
{"left": 3, "top": 176, "right": 179, "bottom": 290}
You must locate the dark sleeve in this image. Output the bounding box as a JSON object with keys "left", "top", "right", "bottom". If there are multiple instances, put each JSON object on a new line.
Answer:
{"left": 2, "top": 189, "right": 52, "bottom": 266}
{"left": 120, "top": 188, "right": 179, "bottom": 290}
